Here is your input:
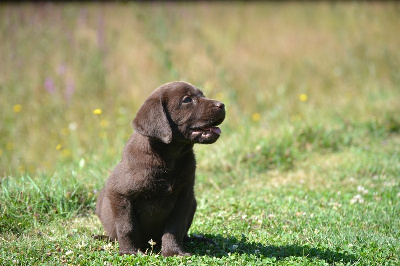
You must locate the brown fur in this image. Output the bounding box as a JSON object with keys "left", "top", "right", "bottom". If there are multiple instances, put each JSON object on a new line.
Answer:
{"left": 96, "top": 81, "right": 225, "bottom": 256}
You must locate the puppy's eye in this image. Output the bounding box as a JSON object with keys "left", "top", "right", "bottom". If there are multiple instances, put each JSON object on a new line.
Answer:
{"left": 182, "top": 96, "right": 193, "bottom": 104}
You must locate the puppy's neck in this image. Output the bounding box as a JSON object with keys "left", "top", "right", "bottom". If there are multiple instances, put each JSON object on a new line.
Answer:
{"left": 126, "top": 132, "right": 194, "bottom": 165}
{"left": 149, "top": 137, "right": 194, "bottom": 160}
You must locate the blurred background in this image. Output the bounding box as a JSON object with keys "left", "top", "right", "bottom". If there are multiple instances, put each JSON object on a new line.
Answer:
{"left": 1, "top": 2, "right": 399, "bottom": 176}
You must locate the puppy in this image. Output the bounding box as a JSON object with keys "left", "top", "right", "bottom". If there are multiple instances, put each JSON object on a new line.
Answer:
{"left": 96, "top": 81, "right": 225, "bottom": 256}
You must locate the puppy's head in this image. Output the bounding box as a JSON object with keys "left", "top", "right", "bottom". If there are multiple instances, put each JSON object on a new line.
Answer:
{"left": 133, "top": 81, "right": 225, "bottom": 144}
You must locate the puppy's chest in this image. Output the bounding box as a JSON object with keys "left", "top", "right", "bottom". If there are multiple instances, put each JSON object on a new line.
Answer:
{"left": 134, "top": 152, "right": 196, "bottom": 198}
{"left": 143, "top": 168, "right": 191, "bottom": 198}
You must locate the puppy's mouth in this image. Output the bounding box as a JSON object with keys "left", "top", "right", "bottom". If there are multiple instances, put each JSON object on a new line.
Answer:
{"left": 191, "top": 126, "right": 221, "bottom": 136}
{"left": 189, "top": 118, "right": 224, "bottom": 144}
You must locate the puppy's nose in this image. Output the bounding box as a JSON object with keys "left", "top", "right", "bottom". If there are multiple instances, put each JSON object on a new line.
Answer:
{"left": 214, "top": 101, "right": 225, "bottom": 109}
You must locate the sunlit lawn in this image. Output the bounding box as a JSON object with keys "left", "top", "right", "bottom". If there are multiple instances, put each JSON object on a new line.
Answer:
{"left": 1, "top": 2, "right": 399, "bottom": 265}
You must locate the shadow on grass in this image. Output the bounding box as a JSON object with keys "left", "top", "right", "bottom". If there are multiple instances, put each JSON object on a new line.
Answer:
{"left": 186, "top": 234, "right": 357, "bottom": 263}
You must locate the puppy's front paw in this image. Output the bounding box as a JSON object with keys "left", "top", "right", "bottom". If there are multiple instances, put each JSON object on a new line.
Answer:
{"left": 162, "top": 249, "right": 191, "bottom": 257}
{"left": 177, "top": 251, "right": 192, "bottom": 257}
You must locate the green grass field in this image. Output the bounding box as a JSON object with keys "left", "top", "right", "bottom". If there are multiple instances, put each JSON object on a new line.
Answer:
{"left": 1, "top": 2, "right": 399, "bottom": 265}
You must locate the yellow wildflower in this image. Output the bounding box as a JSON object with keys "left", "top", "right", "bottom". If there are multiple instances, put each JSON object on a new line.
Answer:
{"left": 56, "top": 144, "right": 62, "bottom": 150}
{"left": 251, "top": 112, "right": 261, "bottom": 122}
{"left": 18, "top": 165, "right": 25, "bottom": 173}
{"left": 100, "top": 119, "right": 109, "bottom": 128}
{"left": 6, "top": 142, "right": 13, "bottom": 150}
{"left": 13, "top": 104, "right": 22, "bottom": 113}
{"left": 93, "top": 108, "right": 102, "bottom": 115}
{"left": 61, "top": 128, "right": 69, "bottom": 136}
{"left": 42, "top": 161, "right": 50, "bottom": 168}
{"left": 299, "top": 94, "right": 308, "bottom": 102}
{"left": 0, "top": 149, "right": 2, "bottom": 156}
{"left": 62, "top": 149, "right": 72, "bottom": 157}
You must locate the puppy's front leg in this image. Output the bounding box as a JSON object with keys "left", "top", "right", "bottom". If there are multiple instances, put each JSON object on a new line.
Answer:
{"left": 111, "top": 194, "right": 142, "bottom": 255}
{"left": 161, "top": 188, "right": 195, "bottom": 257}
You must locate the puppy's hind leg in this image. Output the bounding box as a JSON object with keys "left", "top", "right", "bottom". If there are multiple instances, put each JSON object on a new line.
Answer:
{"left": 112, "top": 195, "right": 143, "bottom": 255}
{"left": 96, "top": 190, "right": 117, "bottom": 241}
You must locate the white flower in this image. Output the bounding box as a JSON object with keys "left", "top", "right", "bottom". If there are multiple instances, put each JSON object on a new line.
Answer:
{"left": 65, "top": 250, "right": 73, "bottom": 256}
{"left": 79, "top": 158, "right": 86, "bottom": 168}
{"left": 357, "top": 186, "right": 368, "bottom": 194}
{"left": 103, "top": 243, "right": 114, "bottom": 251}
{"left": 350, "top": 194, "right": 364, "bottom": 204}
{"left": 76, "top": 242, "right": 87, "bottom": 249}
{"left": 68, "top": 122, "right": 78, "bottom": 131}
{"left": 148, "top": 239, "right": 156, "bottom": 246}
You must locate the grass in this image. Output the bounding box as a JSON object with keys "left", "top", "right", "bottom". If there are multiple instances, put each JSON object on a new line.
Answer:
{"left": 1, "top": 2, "right": 400, "bottom": 265}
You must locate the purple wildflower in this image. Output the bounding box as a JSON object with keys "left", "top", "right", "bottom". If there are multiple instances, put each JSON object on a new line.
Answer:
{"left": 44, "top": 77, "right": 56, "bottom": 94}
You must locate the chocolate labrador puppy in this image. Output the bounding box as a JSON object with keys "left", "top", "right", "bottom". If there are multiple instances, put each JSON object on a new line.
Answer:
{"left": 96, "top": 81, "right": 225, "bottom": 256}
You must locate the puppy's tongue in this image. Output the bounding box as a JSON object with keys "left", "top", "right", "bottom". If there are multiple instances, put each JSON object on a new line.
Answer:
{"left": 206, "top": 127, "right": 221, "bottom": 135}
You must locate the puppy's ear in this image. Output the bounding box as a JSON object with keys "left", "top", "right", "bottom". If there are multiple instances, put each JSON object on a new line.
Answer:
{"left": 133, "top": 96, "right": 172, "bottom": 144}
